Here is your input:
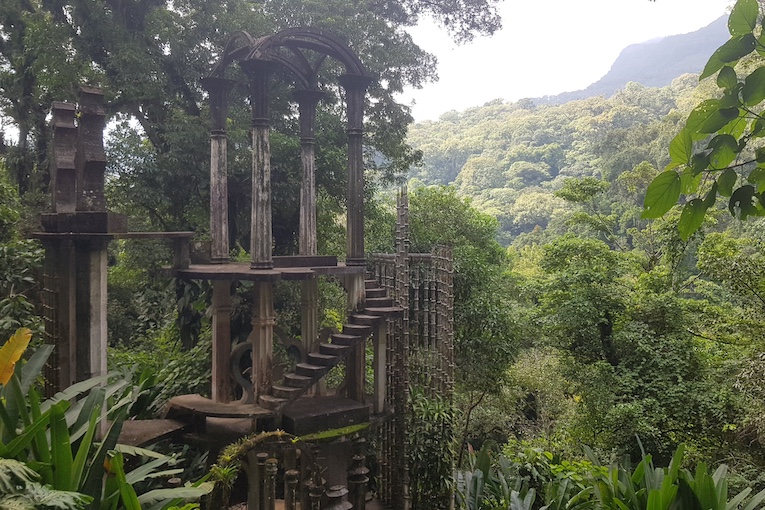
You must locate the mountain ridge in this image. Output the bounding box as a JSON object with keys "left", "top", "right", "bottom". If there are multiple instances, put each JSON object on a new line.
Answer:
{"left": 533, "top": 15, "right": 729, "bottom": 105}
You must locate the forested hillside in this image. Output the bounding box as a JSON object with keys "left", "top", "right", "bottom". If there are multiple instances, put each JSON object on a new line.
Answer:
{"left": 408, "top": 74, "right": 718, "bottom": 244}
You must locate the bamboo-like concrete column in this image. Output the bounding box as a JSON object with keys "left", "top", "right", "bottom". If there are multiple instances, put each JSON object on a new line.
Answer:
{"left": 244, "top": 60, "right": 275, "bottom": 269}
{"left": 211, "top": 280, "right": 232, "bottom": 402}
{"left": 338, "top": 74, "right": 373, "bottom": 268}
{"left": 250, "top": 281, "right": 275, "bottom": 401}
{"left": 295, "top": 89, "right": 324, "bottom": 257}
{"left": 202, "top": 77, "right": 235, "bottom": 264}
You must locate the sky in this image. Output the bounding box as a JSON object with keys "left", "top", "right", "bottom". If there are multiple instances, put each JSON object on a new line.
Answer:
{"left": 400, "top": 0, "right": 733, "bottom": 122}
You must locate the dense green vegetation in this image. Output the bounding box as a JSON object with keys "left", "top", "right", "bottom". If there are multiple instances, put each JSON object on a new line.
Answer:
{"left": 4, "top": 0, "right": 765, "bottom": 507}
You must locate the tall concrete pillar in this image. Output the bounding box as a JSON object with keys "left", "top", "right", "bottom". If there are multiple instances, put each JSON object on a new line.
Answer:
{"left": 243, "top": 61, "right": 275, "bottom": 270}
{"left": 338, "top": 74, "right": 373, "bottom": 268}
{"left": 202, "top": 77, "right": 236, "bottom": 264}
{"left": 294, "top": 89, "right": 324, "bottom": 257}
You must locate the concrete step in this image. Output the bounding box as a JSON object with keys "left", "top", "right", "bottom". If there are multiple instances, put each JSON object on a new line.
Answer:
{"left": 331, "top": 333, "right": 362, "bottom": 346}
{"left": 258, "top": 394, "right": 287, "bottom": 410}
{"left": 365, "top": 288, "right": 387, "bottom": 298}
{"left": 271, "top": 384, "right": 303, "bottom": 399}
{"left": 365, "top": 306, "right": 404, "bottom": 317}
{"left": 365, "top": 297, "right": 393, "bottom": 307}
{"left": 365, "top": 279, "right": 379, "bottom": 289}
{"left": 307, "top": 352, "right": 339, "bottom": 366}
{"left": 284, "top": 373, "right": 313, "bottom": 388}
{"left": 295, "top": 362, "right": 326, "bottom": 378}
{"left": 320, "top": 343, "right": 351, "bottom": 356}
{"left": 350, "top": 313, "right": 382, "bottom": 326}
{"left": 342, "top": 323, "right": 371, "bottom": 337}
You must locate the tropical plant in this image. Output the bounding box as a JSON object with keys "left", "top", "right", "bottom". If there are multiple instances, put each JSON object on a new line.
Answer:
{"left": 0, "top": 328, "right": 212, "bottom": 509}
{"left": 586, "top": 444, "right": 765, "bottom": 510}
{"left": 642, "top": 0, "right": 765, "bottom": 238}
{"left": 457, "top": 444, "right": 537, "bottom": 510}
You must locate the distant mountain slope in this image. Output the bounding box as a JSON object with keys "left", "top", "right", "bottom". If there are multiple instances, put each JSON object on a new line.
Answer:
{"left": 537, "top": 15, "right": 729, "bottom": 105}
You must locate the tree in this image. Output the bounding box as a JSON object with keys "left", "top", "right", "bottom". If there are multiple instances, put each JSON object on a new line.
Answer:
{"left": 1, "top": 0, "right": 503, "bottom": 240}
{"left": 643, "top": 0, "right": 765, "bottom": 239}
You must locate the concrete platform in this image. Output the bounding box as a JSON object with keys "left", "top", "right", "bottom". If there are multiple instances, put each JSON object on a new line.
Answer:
{"left": 282, "top": 395, "right": 370, "bottom": 435}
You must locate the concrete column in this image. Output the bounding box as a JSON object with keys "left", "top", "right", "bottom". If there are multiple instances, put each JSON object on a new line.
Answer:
{"left": 300, "top": 278, "right": 319, "bottom": 352}
{"left": 74, "top": 239, "right": 109, "bottom": 381}
{"left": 294, "top": 89, "right": 324, "bottom": 257}
{"left": 202, "top": 77, "right": 236, "bottom": 264}
{"left": 50, "top": 102, "right": 77, "bottom": 213}
{"left": 250, "top": 281, "right": 275, "bottom": 400}
{"left": 211, "top": 280, "right": 233, "bottom": 402}
{"left": 75, "top": 87, "right": 107, "bottom": 212}
{"left": 243, "top": 61, "right": 274, "bottom": 269}
{"left": 337, "top": 74, "right": 373, "bottom": 267}
{"left": 373, "top": 323, "right": 386, "bottom": 414}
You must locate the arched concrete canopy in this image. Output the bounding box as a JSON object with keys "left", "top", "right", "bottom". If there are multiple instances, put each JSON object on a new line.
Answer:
{"left": 204, "top": 26, "right": 374, "bottom": 274}
{"left": 209, "top": 27, "right": 371, "bottom": 89}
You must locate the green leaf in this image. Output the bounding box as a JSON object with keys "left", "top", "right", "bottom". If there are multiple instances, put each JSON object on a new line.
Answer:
{"left": 717, "top": 66, "right": 739, "bottom": 90}
{"left": 687, "top": 100, "right": 739, "bottom": 137}
{"left": 71, "top": 401, "right": 100, "bottom": 491}
{"left": 728, "top": 0, "right": 759, "bottom": 35}
{"left": 701, "top": 34, "right": 757, "bottom": 79}
{"left": 708, "top": 134, "right": 739, "bottom": 169}
{"left": 747, "top": 166, "right": 765, "bottom": 192}
{"left": 138, "top": 484, "right": 215, "bottom": 506}
{"left": 741, "top": 487, "right": 765, "bottom": 510}
{"left": 704, "top": 182, "right": 719, "bottom": 208}
{"left": 681, "top": 167, "right": 703, "bottom": 194}
{"left": 667, "top": 128, "right": 693, "bottom": 169}
{"left": 729, "top": 185, "right": 758, "bottom": 219}
{"left": 678, "top": 201, "right": 710, "bottom": 241}
{"left": 49, "top": 402, "right": 73, "bottom": 491}
{"left": 718, "top": 168, "right": 738, "bottom": 196}
{"left": 743, "top": 67, "right": 765, "bottom": 105}
{"left": 643, "top": 170, "right": 681, "bottom": 218}
{"left": 753, "top": 117, "right": 765, "bottom": 138}
{"left": 690, "top": 153, "right": 711, "bottom": 177}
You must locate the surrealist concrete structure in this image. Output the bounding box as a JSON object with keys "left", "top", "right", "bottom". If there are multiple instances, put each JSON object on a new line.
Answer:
{"left": 37, "top": 28, "right": 455, "bottom": 509}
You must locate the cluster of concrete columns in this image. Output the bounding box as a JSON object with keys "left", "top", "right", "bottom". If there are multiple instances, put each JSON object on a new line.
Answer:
{"left": 202, "top": 33, "right": 374, "bottom": 403}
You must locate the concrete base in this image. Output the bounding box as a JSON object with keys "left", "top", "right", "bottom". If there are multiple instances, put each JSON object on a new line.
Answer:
{"left": 282, "top": 396, "right": 370, "bottom": 435}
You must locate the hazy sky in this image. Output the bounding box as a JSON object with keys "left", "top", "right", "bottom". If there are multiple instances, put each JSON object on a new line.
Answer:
{"left": 401, "top": 0, "right": 732, "bottom": 122}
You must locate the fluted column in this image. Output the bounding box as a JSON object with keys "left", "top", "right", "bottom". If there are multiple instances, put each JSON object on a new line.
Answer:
{"left": 243, "top": 60, "right": 275, "bottom": 269}
{"left": 294, "top": 89, "right": 324, "bottom": 256}
{"left": 338, "top": 74, "right": 373, "bottom": 267}
{"left": 202, "top": 77, "right": 235, "bottom": 263}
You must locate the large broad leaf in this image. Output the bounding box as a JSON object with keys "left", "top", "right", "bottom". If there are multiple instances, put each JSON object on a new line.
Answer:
{"left": 0, "top": 328, "right": 32, "bottom": 385}
{"left": 687, "top": 100, "right": 740, "bottom": 137}
{"left": 728, "top": 0, "right": 759, "bottom": 36}
{"left": 718, "top": 168, "right": 739, "bottom": 197}
{"left": 679, "top": 199, "right": 709, "bottom": 241}
{"left": 743, "top": 66, "right": 765, "bottom": 105}
{"left": 748, "top": 166, "right": 765, "bottom": 192}
{"left": 50, "top": 401, "right": 73, "bottom": 491}
{"left": 701, "top": 34, "right": 757, "bottom": 79}
{"left": 708, "top": 134, "right": 740, "bottom": 169}
{"left": 667, "top": 128, "right": 693, "bottom": 169}
{"left": 729, "top": 185, "right": 759, "bottom": 219}
{"left": 643, "top": 170, "right": 681, "bottom": 218}
{"left": 137, "top": 484, "right": 215, "bottom": 506}
{"left": 717, "top": 66, "right": 739, "bottom": 90}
